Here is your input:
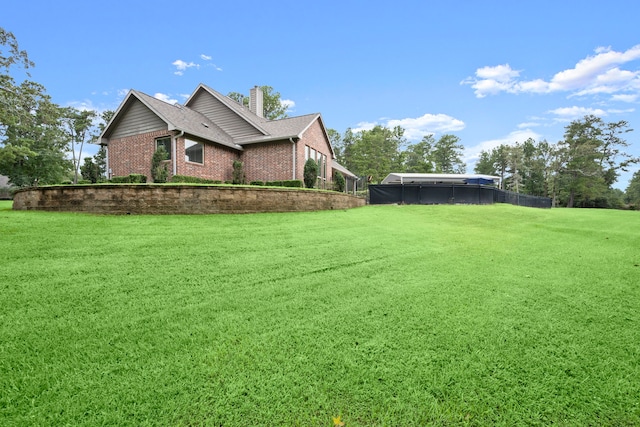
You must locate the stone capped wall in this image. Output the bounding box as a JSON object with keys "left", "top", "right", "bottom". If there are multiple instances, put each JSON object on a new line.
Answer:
{"left": 12, "top": 185, "right": 365, "bottom": 214}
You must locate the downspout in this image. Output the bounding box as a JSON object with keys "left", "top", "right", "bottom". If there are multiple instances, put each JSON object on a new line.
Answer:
{"left": 290, "top": 137, "right": 296, "bottom": 180}
{"left": 103, "top": 143, "right": 110, "bottom": 179}
{"left": 173, "top": 130, "right": 184, "bottom": 176}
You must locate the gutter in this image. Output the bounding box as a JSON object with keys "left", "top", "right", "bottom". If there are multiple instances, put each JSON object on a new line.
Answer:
{"left": 290, "top": 137, "right": 297, "bottom": 180}
{"left": 172, "top": 130, "right": 184, "bottom": 176}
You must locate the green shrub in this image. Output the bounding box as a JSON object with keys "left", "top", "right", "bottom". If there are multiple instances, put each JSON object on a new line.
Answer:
{"left": 129, "top": 174, "right": 147, "bottom": 183}
{"left": 110, "top": 174, "right": 147, "bottom": 184}
{"left": 334, "top": 171, "right": 345, "bottom": 192}
{"left": 264, "top": 180, "right": 303, "bottom": 188}
{"left": 80, "top": 157, "right": 101, "bottom": 183}
{"left": 232, "top": 161, "right": 245, "bottom": 185}
{"left": 303, "top": 158, "right": 318, "bottom": 188}
{"left": 250, "top": 181, "right": 264, "bottom": 186}
{"left": 171, "top": 175, "right": 217, "bottom": 184}
{"left": 282, "top": 180, "right": 303, "bottom": 188}
{"left": 151, "top": 147, "right": 169, "bottom": 183}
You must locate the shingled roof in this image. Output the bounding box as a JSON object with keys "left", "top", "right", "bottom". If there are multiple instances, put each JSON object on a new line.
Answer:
{"left": 186, "top": 84, "right": 332, "bottom": 154}
{"left": 101, "top": 84, "right": 334, "bottom": 158}
{"left": 101, "top": 90, "right": 241, "bottom": 150}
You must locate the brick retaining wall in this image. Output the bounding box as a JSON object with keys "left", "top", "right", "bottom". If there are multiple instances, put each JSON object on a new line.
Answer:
{"left": 12, "top": 185, "right": 365, "bottom": 214}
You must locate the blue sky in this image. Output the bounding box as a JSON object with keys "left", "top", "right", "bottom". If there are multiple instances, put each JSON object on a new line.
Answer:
{"left": 4, "top": 0, "right": 640, "bottom": 188}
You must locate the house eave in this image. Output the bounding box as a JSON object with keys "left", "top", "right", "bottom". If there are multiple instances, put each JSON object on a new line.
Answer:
{"left": 235, "top": 134, "right": 301, "bottom": 146}
{"left": 169, "top": 127, "right": 244, "bottom": 151}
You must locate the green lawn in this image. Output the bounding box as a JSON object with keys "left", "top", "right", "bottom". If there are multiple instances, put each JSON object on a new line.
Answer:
{"left": 1, "top": 201, "right": 639, "bottom": 426}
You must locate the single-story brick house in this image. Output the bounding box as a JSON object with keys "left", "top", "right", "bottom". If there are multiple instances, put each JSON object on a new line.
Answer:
{"left": 100, "top": 84, "right": 357, "bottom": 190}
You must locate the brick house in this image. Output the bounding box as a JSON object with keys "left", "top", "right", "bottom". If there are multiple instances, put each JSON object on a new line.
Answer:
{"left": 100, "top": 84, "right": 356, "bottom": 190}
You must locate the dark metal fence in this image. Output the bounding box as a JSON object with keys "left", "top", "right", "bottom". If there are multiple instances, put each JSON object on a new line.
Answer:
{"left": 369, "top": 184, "right": 551, "bottom": 208}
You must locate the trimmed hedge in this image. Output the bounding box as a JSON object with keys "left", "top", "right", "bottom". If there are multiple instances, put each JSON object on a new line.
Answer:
{"left": 250, "top": 181, "right": 264, "bottom": 186}
{"left": 110, "top": 174, "right": 147, "bottom": 183}
{"left": 265, "top": 180, "right": 304, "bottom": 188}
{"left": 171, "top": 175, "right": 222, "bottom": 184}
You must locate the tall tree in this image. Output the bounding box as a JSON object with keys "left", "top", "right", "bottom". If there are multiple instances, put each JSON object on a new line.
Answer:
{"left": 404, "top": 135, "right": 434, "bottom": 173}
{"left": 505, "top": 142, "right": 524, "bottom": 193}
{"left": 62, "top": 107, "right": 96, "bottom": 183}
{"left": 228, "top": 85, "right": 289, "bottom": 120}
{"left": 557, "top": 115, "right": 632, "bottom": 207}
{"left": 520, "top": 137, "right": 547, "bottom": 197}
{"left": 474, "top": 149, "right": 496, "bottom": 176}
{"left": 0, "top": 83, "right": 69, "bottom": 186}
{"left": 326, "top": 128, "right": 343, "bottom": 162}
{"left": 347, "top": 125, "right": 405, "bottom": 183}
{"left": 625, "top": 170, "right": 640, "bottom": 207}
{"left": 431, "top": 134, "right": 466, "bottom": 173}
{"left": 90, "top": 110, "right": 114, "bottom": 179}
{"left": 493, "top": 145, "right": 510, "bottom": 190}
{"left": 0, "top": 28, "right": 70, "bottom": 185}
{"left": 598, "top": 119, "right": 636, "bottom": 186}
{"left": 340, "top": 128, "right": 357, "bottom": 172}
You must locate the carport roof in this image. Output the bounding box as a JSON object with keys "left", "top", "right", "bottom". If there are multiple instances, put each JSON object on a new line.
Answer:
{"left": 381, "top": 173, "right": 501, "bottom": 185}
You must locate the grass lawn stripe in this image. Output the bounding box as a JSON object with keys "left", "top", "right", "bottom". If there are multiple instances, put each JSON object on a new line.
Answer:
{"left": 1, "top": 201, "right": 639, "bottom": 425}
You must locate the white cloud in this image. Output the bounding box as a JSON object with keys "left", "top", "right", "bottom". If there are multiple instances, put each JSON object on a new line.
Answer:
{"left": 476, "top": 64, "right": 520, "bottom": 82}
{"left": 351, "top": 121, "right": 378, "bottom": 133}
{"left": 463, "top": 45, "right": 640, "bottom": 100}
{"left": 611, "top": 94, "right": 638, "bottom": 102}
{"left": 200, "top": 54, "right": 212, "bottom": 61}
{"left": 172, "top": 59, "right": 199, "bottom": 76}
{"left": 464, "top": 128, "right": 542, "bottom": 165}
{"left": 517, "top": 122, "right": 540, "bottom": 129}
{"left": 387, "top": 113, "right": 465, "bottom": 140}
{"left": 66, "top": 99, "right": 96, "bottom": 111}
{"left": 547, "top": 106, "right": 607, "bottom": 120}
{"left": 280, "top": 99, "right": 295, "bottom": 112}
{"left": 351, "top": 114, "right": 465, "bottom": 141}
{"left": 154, "top": 93, "right": 179, "bottom": 105}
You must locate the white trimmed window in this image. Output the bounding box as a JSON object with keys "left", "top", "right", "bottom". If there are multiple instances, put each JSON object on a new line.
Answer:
{"left": 185, "top": 139, "right": 203, "bottom": 164}
{"left": 156, "top": 137, "right": 172, "bottom": 160}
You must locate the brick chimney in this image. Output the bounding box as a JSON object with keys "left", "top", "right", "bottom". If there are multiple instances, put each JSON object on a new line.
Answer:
{"left": 249, "top": 86, "right": 264, "bottom": 118}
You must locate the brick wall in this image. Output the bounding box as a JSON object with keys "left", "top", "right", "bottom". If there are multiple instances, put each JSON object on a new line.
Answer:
{"left": 176, "top": 137, "right": 239, "bottom": 182}
{"left": 13, "top": 185, "right": 366, "bottom": 214}
{"left": 241, "top": 141, "right": 293, "bottom": 182}
{"left": 109, "top": 131, "right": 242, "bottom": 182}
{"left": 298, "top": 120, "right": 333, "bottom": 187}
{"left": 108, "top": 130, "right": 172, "bottom": 180}
{"left": 107, "top": 118, "right": 334, "bottom": 185}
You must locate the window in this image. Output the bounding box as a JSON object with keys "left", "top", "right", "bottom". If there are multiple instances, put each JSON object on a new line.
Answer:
{"left": 321, "top": 154, "right": 327, "bottom": 179}
{"left": 156, "top": 137, "right": 171, "bottom": 160}
{"left": 185, "top": 139, "right": 204, "bottom": 164}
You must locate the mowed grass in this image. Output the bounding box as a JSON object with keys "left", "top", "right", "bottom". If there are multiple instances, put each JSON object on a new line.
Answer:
{"left": 1, "top": 200, "right": 639, "bottom": 426}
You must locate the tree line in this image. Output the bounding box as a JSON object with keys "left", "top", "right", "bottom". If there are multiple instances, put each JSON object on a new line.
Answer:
{"left": 0, "top": 28, "right": 110, "bottom": 186}
{"left": 330, "top": 116, "right": 640, "bottom": 208}
{"left": 2, "top": 27, "right": 640, "bottom": 208}
{"left": 472, "top": 117, "right": 638, "bottom": 208}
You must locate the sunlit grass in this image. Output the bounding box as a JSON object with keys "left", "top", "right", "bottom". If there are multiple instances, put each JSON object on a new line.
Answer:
{"left": 1, "top": 202, "right": 639, "bottom": 425}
